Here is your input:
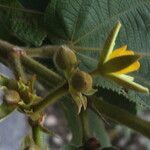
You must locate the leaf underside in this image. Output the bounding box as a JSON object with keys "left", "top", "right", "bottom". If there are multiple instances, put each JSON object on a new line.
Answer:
{"left": 45, "top": 0, "right": 150, "bottom": 109}
{"left": 0, "top": 0, "right": 46, "bottom": 46}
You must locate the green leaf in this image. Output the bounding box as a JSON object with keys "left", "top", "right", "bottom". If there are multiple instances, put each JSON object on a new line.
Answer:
{"left": 0, "top": 103, "right": 16, "bottom": 121}
{"left": 88, "top": 110, "right": 111, "bottom": 148}
{"left": 93, "top": 97, "right": 150, "bottom": 138}
{"left": 0, "top": 0, "right": 46, "bottom": 46}
{"left": 93, "top": 75, "right": 149, "bottom": 110}
{"left": 96, "top": 87, "right": 137, "bottom": 114}
{"left": 60, "top": 96, "right": 83, "bottom": 146}
{"left": 45, "top": 0, "right": 150, "bottom": 108}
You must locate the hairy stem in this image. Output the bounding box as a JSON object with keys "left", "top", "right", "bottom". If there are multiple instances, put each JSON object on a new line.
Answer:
{"left": 0, "top": 39, "right": 64, "bottom": 87}
{"left": 21, "top": 55, "right": 63, "bottom": 85}
{"left": 25, "top": 45, "right": 101, "bottom": 58}
{"left": 25, "top": 45, "right": 60, "bottom": 58}
{"left": 80, "top": 110, "right": 90, "bottom": 142}
{"left": 71, "top": 45, "right": 102, "bottom": 51}
{"left": 32, "top": 83, "right": 68, "bottom": 114}
{"left": 31, "top": 124, "right": 43, "bottom": 148}
{"left": 11, "top": 52, "right": 27, "bottom": 82}
{"left": 93, "top": 98, "right": 150, "bottom": 138}
{"left": 88, "top": 110, "right": 111, "bottom": 148}
{"left": 0, "top": 39, "right": 68, "bottom": 148}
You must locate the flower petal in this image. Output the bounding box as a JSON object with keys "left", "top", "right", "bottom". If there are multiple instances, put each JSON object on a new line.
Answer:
{"left": 123, "top": 50, "right": 134, "bottom": 55}
{"left": 106, "top": 74, "right": 149, "bottom": 94}
{"left": 117, "top": 74, "right": 134, "bottom": 81}
{"left": 114, "top": 61, "right": 140, "bottom": 74}
{"left": 99, "top": 22, "right": 122, "bottom": 63}
{"left": 102, "top": 54, "right": 141, "bottom": 74}
{"left": 109, "top": 45, "right": 127, "bottom": 60}
{"left": 109, "top": 48, "right": 135, "bottom": 60}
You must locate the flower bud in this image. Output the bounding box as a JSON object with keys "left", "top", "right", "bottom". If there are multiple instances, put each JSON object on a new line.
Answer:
{"left": 54, "top": 45, "right": 77, "bottom": 71}
{"left": 70, "top": 70, "right": 93, "bottom": 93}
{"left": 4, "top": 90, "right": 20, "bottom": 104}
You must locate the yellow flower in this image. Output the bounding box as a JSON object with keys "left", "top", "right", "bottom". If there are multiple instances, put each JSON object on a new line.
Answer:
{"left": 97, "top": 22, "right": 149, "bottom": 94}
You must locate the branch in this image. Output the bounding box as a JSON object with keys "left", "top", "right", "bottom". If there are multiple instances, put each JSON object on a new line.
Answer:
{"left": 92, "top": 98, "right": 150, "bottom": 138}
{"left": 0, "top": 39, "right": 64, "bottom": 87}
{"left": 25, "top": 45, "right": 101, "bottom": 58}
{"left": 71, "top": 45, "right": 102, "bottom": 51}
{"left": 32, "top": 124, "right": 43, "bottom": 148}
{"left": 80, "top": 110, "right": 90, "bottom": 142}
{"left": 32, "top": 83, "right": 68, "bottom": 114}
{"left": 10, "top": 51, "right": 27, "bottom": 82}
{"left": 21, "top": 55, "right": 64, "bottom": 86}
{"left": 25, "top": 45, "right": 60, "bottom": 58}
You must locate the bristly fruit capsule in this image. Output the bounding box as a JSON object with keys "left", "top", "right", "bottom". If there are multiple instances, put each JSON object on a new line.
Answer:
{"left": 54, "top": 45, "right": 78, "bottom": 71}
{"left": 70, "top": 70, "right": 93, "bottom": 93}
{"left": 69, "top": 69, "right": 97, "bottom": 113}
{"left": 4, "top": 89, "right": 20, "bottom": 105}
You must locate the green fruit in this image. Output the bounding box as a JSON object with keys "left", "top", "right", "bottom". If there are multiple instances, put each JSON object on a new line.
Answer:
{"left": 70, "top": 70, "right": 93, "bottom": 92}
{"left": 4, "top": 90, "right": 20, "bottom": 104}
{"left": 54, "top": 45, "right": 77, "bottom": 70}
